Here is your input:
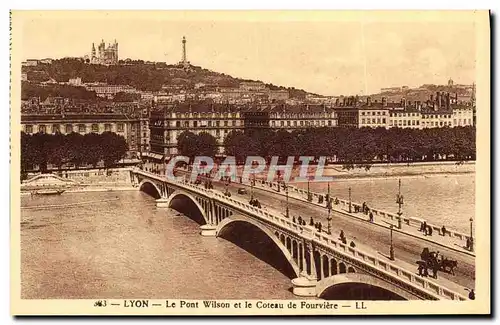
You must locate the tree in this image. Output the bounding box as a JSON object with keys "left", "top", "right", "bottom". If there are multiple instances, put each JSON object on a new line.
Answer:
{"left": 177, "top": 131, "right": 198, "bottom": 162}
{"left": 223, "top": 130, "right": 259, "bottom": 163}
{"left": 100, "top": 132, "right": 128, "bottom": 168}
{"left": 196, "top": 132, "right": 218, "bottom": 158}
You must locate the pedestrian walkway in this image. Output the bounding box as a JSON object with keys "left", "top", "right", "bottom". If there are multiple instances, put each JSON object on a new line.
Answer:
{"left": 247, "top": 179, "right": 475, "bottom": 257}
{"left": 173, "top": 167, "right": 474, "bottom": 257}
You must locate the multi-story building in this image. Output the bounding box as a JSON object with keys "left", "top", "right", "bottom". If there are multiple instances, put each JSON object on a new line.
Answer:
{"left": 269, "top": 105, "right": 337, "bottom": 129}
{"left": 335, "top": 93, "right": 474, "bottom": 129}
{"left": 21, "top": 113, "right": 143, "bottom": 157}
{"left": 85, "top": 84, "right": 138, "bottom": 99}
{"left": 149, "top": 104, "right": 244, "bottom": 159}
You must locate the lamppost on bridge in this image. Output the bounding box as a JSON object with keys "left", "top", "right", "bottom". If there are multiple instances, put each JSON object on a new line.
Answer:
{"left": 348, "top": 187, "right": 352, "bottom": 213}
{"left": 389, "top": 224, "right": 395, "bottom": 260}
{"left": 285, "top": 183, "right": 290, "bottom": 219}
{"left": 277, "top": 171, "right": 281, "bottom": 193}
{"left": 251, "top": 174, "right": 255, "bottom": 201}
{"left": 469, "top": 217, "right": 474, "bottom": 252}
{"left": 307, "top": 178, "right": 312, "bottom": 202}
{"left": 395, "top": 178, "right": 404, "bottom": 229}
{"left": 327, "top": 182, "right": 332, "bottom": 234}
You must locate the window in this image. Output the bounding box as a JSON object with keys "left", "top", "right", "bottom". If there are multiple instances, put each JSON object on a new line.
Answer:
{"left": 66, "top": 124, "right": 73, "bottom": 133}
{"left": 382, "top": 118, "right": 386, "bottom": 124}
{"left": 361, "top": 112, "right": 365, "bottom": 116}
{"left": 280, "top": 121, "right": 284, "bottom": 127}
{"left": 272, "top": 121, "right": 276, "bottom": 127}
{"left": 232, "top": 121, "right": 236, "bottom": 126}
{"left": 468, "top": 118, "right": 472, "bottom": 124}
{"left": 38, "top": 125, "right": 46, "bottom": 133}
{"left": 366, "top": 119, "right": 370, "bottom": 124}
{"left": 300, "top": 121, "right": 304, "bottom": 126}
{"left": 143, "top": 132, "right": 147, "bottom": 138}
{"left": 208, "top": 121, "right": 212, "bottom": 127}
{"left": 176, "top": 121, "right": 181, "bottom": 127}
{"left": 463, "top": 119, "right": 467, "bottom": 124}
{"left": 224, "top": 121, "right": 228, "bottom": 127}
{"left": 117, "top": 123, "right": 124, "bottom": 132}
{"left": 184, "top": 121, "right": 189, "bottom": 127}
{"left": 104, "top": 124, "right": 111, "bottom": 132}
{"left": 52, "top": 124, "right": 60, "bottom": 133}
{"left": 92, "top": 124, "right": 99, "bottom": 132}
{"left": 403, "top": 120, "right": 407, "bottom": 126}
{"left": 372, "top": 118, "right": 376, "bottom": 124}
{"left": 293, "top": 121, "right": 297, "bottom": 126}
{"left": 377, "top": 118, "right": 381, "bottom": 124}
{"left": 328, "top": 120, "right": 332, "bottom": 126}
{"left": 193, "top": 121, "right": 198, "bottom": 127}
{"left": 25, "top": 125, "right": 33, "bottom": 133}
{"left": 216, "top": 121, "right": 220, "bottom": 127}
{"left": 78, "top": 124, "right": 86, "bottom": 133}
{"left": 321, "top": 120, "right": 325, "bottom": 126}
{"left": 416, "top": 120, "right": 420, "bottom": 125}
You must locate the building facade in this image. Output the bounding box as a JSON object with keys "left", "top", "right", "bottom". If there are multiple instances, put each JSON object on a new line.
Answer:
{"left": 21, "top": 113, "right": 143, "bottom": 157}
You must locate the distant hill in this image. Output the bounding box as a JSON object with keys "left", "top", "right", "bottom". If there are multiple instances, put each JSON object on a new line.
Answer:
{"left": 21, "top": 58, "right": 317, "bottom": 99}
{"left": 364, "top": 84, "right": 474, "bottom": 104}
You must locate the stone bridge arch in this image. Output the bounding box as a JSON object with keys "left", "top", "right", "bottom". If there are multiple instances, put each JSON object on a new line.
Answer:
{"left": 138, "top": 180, "right": 162, "bottom": 199}
{"left": 215, "top": 215, "right": 301, "bottom": 278}
{"left": 166, "top": 190, "right": 209, "bottom": 225}
{"left": 316, "top": 273, "right": 416, "bottom": 300}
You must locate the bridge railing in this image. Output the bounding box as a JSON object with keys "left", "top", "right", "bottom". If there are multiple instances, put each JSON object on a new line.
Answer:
{"left": 312, "top": 231, "right": 467, "bottom": 301}
{"left": 133, "top": 168, "right": 468, "bottom": 301}
{"left": 256, "top": 180, "right": 471, "bottom": 242}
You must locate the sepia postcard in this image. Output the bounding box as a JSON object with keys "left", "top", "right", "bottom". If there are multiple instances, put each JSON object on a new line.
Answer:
{"left": 10, "top": 10, "right": 491, "bottom": 316}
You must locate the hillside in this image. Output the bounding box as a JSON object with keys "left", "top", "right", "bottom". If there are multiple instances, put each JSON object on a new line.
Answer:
{"left": 22, "top": 58, "right": 315, "bottom": 98}
{"left": 365, "top": 84, "right": 474, "bottom": 104}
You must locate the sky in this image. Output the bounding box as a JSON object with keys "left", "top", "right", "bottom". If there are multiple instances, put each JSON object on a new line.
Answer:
{"left": 17, "top": 11, "right": 478, "bottom": 96}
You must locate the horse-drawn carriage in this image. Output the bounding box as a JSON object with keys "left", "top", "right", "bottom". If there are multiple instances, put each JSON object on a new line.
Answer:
{"left": 418, "top": 248, "right": 458, "bottom": 278}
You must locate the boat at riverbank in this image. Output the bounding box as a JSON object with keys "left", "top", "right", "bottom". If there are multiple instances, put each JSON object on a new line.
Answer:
{"left": 33, "top": 189, "right": 65, "bottom": 196}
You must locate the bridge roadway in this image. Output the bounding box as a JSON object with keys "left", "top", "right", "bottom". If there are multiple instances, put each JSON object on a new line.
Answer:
{"left": 183, "top": 174, "right": 475, "bottom": 290}
{"left": 134, "top": 169, "right": 471, "bottom": 300}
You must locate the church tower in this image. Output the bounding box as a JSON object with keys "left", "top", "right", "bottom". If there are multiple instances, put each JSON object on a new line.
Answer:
{"left": 91, "top": 43, "right": 96, "bottom": 62}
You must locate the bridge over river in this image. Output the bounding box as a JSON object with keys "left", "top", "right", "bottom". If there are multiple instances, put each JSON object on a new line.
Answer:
{"left": 130, "top": 168, "right": 468, "bottom": 301}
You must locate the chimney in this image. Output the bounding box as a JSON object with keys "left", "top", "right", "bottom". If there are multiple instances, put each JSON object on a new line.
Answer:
{"left": 446, "top": 92, "right": 450, "bottom": 109}
{"left": 437, "top": 91, "right": 442, "bottom": 108}
{"left": 367, "top": 97, "right": 372, "bottom": 106}
{"left": 382, "top": 97, "right": 387, "bottom": 107}
{"left": 430, "top": 94, "right": 434, "bottom": 102}
{"left": 402, "top": 98, "right": 407, "bottom": 109}
{"left": 335, "top": 98, "right": 339, "bottom": 106}
{"left": 455, "top": 93, "right": 458, "bottom": 102}
{"left": 343, "top": 97, "right": 346, "bottom": 106}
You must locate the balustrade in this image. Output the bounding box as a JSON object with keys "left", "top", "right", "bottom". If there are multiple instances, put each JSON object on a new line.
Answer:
{"left": 134, "top": 169, "right": 467, "bottom": 301}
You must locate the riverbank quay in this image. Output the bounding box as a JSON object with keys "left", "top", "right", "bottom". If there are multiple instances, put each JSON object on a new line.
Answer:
{"left": 20, "top": 167, "right": 138, "bottom": 195}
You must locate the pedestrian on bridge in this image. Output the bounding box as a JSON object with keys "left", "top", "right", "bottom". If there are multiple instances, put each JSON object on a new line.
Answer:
{"left": 298, "top": 216, "right": 303, "bottom": 225}
{"left": 441, "top": 225, "right": 447, "bottom": 236}
{"left": 310, "top": 217, "right": 314, "bottom": 226}
{"left": 293, "top": 216, "right": 296, "bottom": 224}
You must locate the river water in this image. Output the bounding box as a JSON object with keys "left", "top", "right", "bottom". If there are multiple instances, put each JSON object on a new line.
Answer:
{"left": 21, "top": 191, "right": 297, "bottom": 299}
{"left": 20, "top": 174, "right": 474, "bottom": 299}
